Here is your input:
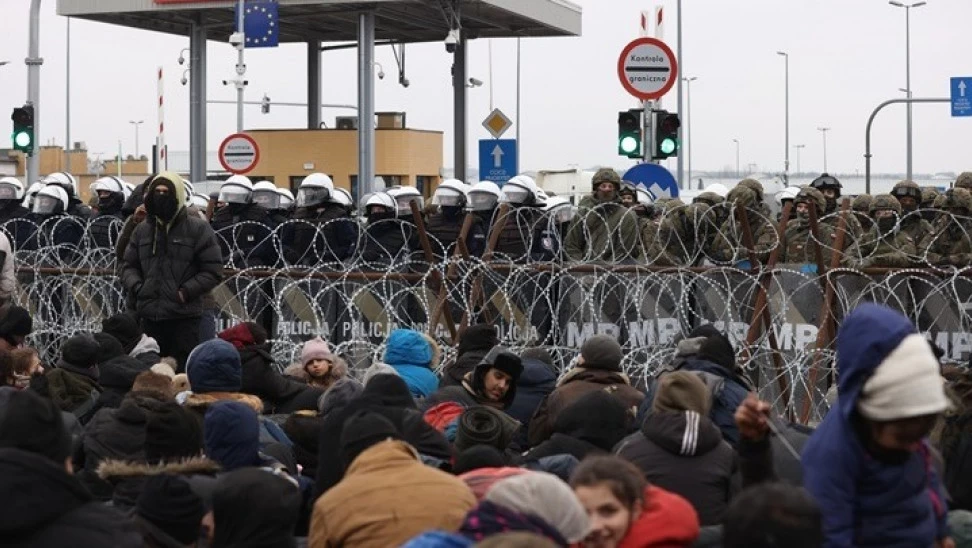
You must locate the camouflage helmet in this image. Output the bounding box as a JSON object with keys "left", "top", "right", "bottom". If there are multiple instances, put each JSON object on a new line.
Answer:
{"left": 726, "top": 185, "right": 758, "bottom": 208}
{"left": 890, "top": 179, "right": 922, "bottom": 202}
{"left": 955, "top": 172, "right": 972, "bottom": 191}
{"left": 736, "top": 178, "right": 764, "bottom": 202}
{"left": 934, "top": 188, "right": 972, "bottom": 212}
{"left": 794, "top": 186, "right": 826, "bottom": 213}
{"left": 869, "top": 193, "right": 902, "bottom": 215}
{"left": 921, "top": 186, "right": 941, "bottom": 208}
{"left": 592, "top": 168, "right": 621, "bottom": 191}
{"left": 693, "top": 191, "right": 724, "bottom": 207}
{"left": 657, "top": 197, "right": 686, "bottom": 214}
{"left": 618, "top": 182, "right": 637, "bottom": 198}
{"left": 810, "top": 173, "right": 842, "bottom": 197}
{"left": 851, "top": 194, "right": 873, "bottom": 213}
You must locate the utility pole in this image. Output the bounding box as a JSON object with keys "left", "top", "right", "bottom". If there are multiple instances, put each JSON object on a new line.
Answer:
{"left": 817, "top": 127, "right": 831, "bottom": 172}
{"left": 794, "top": 144, "right": 805, "bottom": 174}
{"left": 682, "top": 76, "right": 697, "bottom": 187}
{"left": 777, "top": 51, "right": 790, "bottom": 182}
{"left": 26, "top": 0, "right": 43, "bottom": 184}
{"left": 732, "top": 138, "right": 740, "bottom": 178}
{"left": 234, "top": 0, "right": 247, "bottom": 133}
{"left": 889, "top": 1, "right": 926, "bottom": 181}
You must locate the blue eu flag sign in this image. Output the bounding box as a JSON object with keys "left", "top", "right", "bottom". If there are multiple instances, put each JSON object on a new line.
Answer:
{"left": 235, "top": 0, "right": 279, "bottom": 48}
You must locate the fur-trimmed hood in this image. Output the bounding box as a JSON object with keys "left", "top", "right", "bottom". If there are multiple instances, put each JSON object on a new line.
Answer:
{"left": 181, "top": 391, "right": 264, "bottom": 414}
{"left": 96, "top": 455, "right": 221, "bottom": 482}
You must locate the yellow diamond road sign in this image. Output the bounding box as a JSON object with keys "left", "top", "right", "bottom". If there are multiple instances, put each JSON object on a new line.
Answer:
{"left": 482, "top": 108, "right": 513, "bottom": 139}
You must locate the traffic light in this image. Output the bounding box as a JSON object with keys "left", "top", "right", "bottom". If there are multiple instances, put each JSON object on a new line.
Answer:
{"left": 652, "top": 110, "right": 680, "bottom": 160}
{"left": 617, "top": 109, "right": 642, "bottom": 158}
{"left": 261, "top": 94, "right": 271, "bottom": 114}
{"left": 11, "top": 105, "right": 34, "bottom": 155}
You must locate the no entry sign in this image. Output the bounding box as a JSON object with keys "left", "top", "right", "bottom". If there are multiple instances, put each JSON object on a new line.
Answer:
{"left": 617, "top": 37, "right": 678, "bottom": 101}
{"left": 218, "top": 133, "right": 260, "bottom": 174}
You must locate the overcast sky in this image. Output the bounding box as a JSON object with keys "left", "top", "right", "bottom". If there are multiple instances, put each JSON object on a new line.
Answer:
{"left": 1, "top": 0, "right": 970, "bottom": 176}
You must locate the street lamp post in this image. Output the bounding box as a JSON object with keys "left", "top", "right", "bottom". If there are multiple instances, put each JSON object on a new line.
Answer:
{"left": 889, "top": 0, "right": 926, "bottom": 182}
{"left": 817, "top": 127, "right": 831, "bottom": 172}
{"left": 682, "top": 76, "right": 698, "bottom": 187}
{"left": 129, "top": 120, "right": 144, "bottom": 158}
{"left": 732, "top": 138, "right": 740, "bottom": 178}
{"left": 777, "top": 51, "right": 789, "bottom": 183}
{"left": 794, "top": 144, "right": 806, "bottom": 174}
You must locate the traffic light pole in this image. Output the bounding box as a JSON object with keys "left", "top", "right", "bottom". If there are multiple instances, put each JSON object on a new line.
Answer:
{"left": 26, "top": 0, "right": 43, "bottom": 184}
{"left": 642, "top": 100, "right": 654, "bottom": 164}
{"left": 864, "top": 96, "right": 948, "bottom": 193}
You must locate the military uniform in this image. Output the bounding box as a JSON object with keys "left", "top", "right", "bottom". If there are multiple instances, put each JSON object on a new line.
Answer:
{"left": 926, "top": 189, "right": 972, "bottom": 267}
{"left": 707, "top": 184, "right": 778, "bottom": 265}
{"left": 843, "top": 194, "right": 917, "bottom": 268}
{"left": 780, "top": 187, "right": 837, "bottom": 265}
{"left": 890, "top": 180, "right": 934, "bottom": 256}
{"left": 565, "top": 169, "right": 642, "bottom": 263}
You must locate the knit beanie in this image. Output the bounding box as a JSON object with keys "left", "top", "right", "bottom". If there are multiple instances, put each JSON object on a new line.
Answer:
{"left": 0, "top": 305, "right": 32, "bottom": 340}
{"left": 58, "top": 333, "right": 102, "bottom": 371}
{"left": 0, "top": 387, "right": 71, "bottom": 464}
{"left": 580, "top": 335, "right": 623, "bottom": 372}
{"left": 458, "top": 324, "right": 500, "bottom": 355}
{"left": 455, "top": 406, "right": 515, "bottom": 452}
{"left": 301, "top": 337, "right": 333, "bottom": 368}
{"left": 101, "top": 312, "right": 142, "bottom": 354}
{"left": 484, "top": 472, "right": 592, "bottom": 544}
{"left": 339, "top": 410, "right": 401, "bottom": 468}
{"left": 362, "top": 362, "right": 399, "bottom": 387}
{"left": 652, "top": 371, "right": 712, "bottom": 415}
{"left": 317, "top": 376, "right": 364, "bottom": 415}
{"left": 93, "top": 332, "right": 125, "bottom": 364}
{"left": 136, "top": 474, "right": 205, "bottom": 545}
{"left": 454, "top": 445, "right": 510, "bottom": 475}
{"left": 145, "top": 402, "right": 204, "bottom": 463}
{"left": 697, "top": 332, "right": 736, "bottom": 372}
{"left": 858, "top": 333, "right": 948, "bottom": 421}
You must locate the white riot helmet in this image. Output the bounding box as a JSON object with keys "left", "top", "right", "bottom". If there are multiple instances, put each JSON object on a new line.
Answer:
{"left": 330, "top": 187, "right": 353, "bottom": 209}
{"left": 0, "top": 177, "right": 25, "bottom": 201}
{"left": 296, "top": 173, "right": 334, "bottom": 208}
{"left": 776, "top": 186, "right": 801, "bottom": 207}
{"left": 191, "top": 193, "right": 210, "bottom": 210}
{"left": 545, "top": 195, "right": 574, "bottom": 225}
{"left": 218, "top": 174, "right": 253, "bottom": 204}
{"left": 431, "top": 179, "right": 468, "bottom": 209}
{"left": 363, "top": 191, "right": 396, "bottom": 216}
{"left": 42, "top": 172, "right": 78, "bottom": 199}
{"left": 635, "top": 185, "right": 654, "bottom": 207}
{"left": 534, "top": 188, "right": 549, "bottom": 208}
{"left": 32, "top": 185, "right": 69, "bottom": 215}
{"left": 385, "top": 185, "right": 423, "bottom": 216}
{"left": 252, "top": 180, "right": 282, "bottom": 210}
{"left": 705, "top": 183, "right": 730, "bottom": 199}
{"left": 502, "top": 175, "right": 539, "bottom": 206}
{"left": 276, "top": 187, "right": 295, "bottom": 209}
{"left": 468, "top": 181, "right": 502, "bottom": 212}
{"left": 23, "top": 181, "right": 44, "bottom": 209}
{"left": 90, "top": 176, "right": 127, "bottom": 210}
{"left": 123, "top": 182, "right": 135, "bottom": 200}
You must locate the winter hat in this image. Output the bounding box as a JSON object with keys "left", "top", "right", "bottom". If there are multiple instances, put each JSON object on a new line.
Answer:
{"left": 136, "top": 474, "right": 205, "bottom": 545}
{"left": 131, "top": 371, "right": 174, "bottom": 400}
{"left": 688, "top": 323, "right": 722, "bottom": 340}
{"left": 204, "top": 401, "right": 260, "bottom": 471}
{"left": 454, "top": 445, "right": 510, "bottom": 475}
{"left": 0, "top": 305, "right": 33, "bottom": 340}
{"left": 0, "top": 387, "right": 71, "bottom": 464}
{"left": 211, "top": 468, "right": 302, "bottom": 548}
{"left": 484, "top": 472, "right": 592, "bottom": 544}
{"left": 151, "top": 362, "right": 176, "bottom": 379}
{"left": 580, "top": 335, "right": 623, "bottom": 372}
{"left": 552, "top": 390, "right": 631, "bottom": 452}
{"left": 101, "top": 312, "right": 143, "bottom": 354}
{"left": 361, "top": 372, "right": 416, "bottom": 409}
{"left": 592, "top": 168, "right": 622, "bottom": 190}
{"left": 186, "top": 339, "right": 242, "bottom": 393}
{"left": 479, "top": 346, "right": 524, "bottom": 381}
{"left": 455, "top": 406, "right": 517, "bottom": 452}
{"left": 58, "top": 333, "right": 102, "bottom": 371}
{"left": 98, "top": 355, "right": 147, "bottom": 393}
{"left": 171, "top": 374, "right": 190, "bottom": 394}
{"left": 652, "top": 371, "right": 712, "bottom": 415}
{"left": 93, "top": 332, "right": 125, "bottom": 364}
{"left": 697, "top": 332, "right": 736, "bottom": 372}
{"left": 362, "top": 362, "right": 399, "bottom": 386}
{"left": 301, "top": 337, "right": 333, "bottom": 368}
{"left": 217, "top": 322, "right": 267, "bottom": 351}
{"left": 521, "top": 347, "right": 555, "bottom": 372}
{"left": 384, "top": 329, "right": 434, "bottom": 368}
{"left": 339, "top": 410, "right": 401, "bottom": 468}
{"left": 458, "top": 324, "right": 500, "bottom": 355}
{"left": 145, "top": 402, "right": 204, "bottom": 463}
{"left": 317, "top": 376, "right": 364, "bottom": 415}
{"left": 857, "top": 333, "right": 948, "bottom": 421}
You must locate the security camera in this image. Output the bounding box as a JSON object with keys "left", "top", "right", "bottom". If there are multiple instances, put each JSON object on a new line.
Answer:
{"left": 229, "top": 32, "right": 244, "bottom": 47}
{"left": 178, "top": 54, "right": 185, "bottom": 66}
{"left": 378, "top": 69, "right": 385, "bottom": 80}
{"left": 468, "top": 77, "right": 483, "bottom": 87}
{"left": 222, "top": 79, "right": 229, "bottom": 85}
{"left": 180, "top": 76, "right": 188, "bottom": 86}
{"left": 445, "top": 29, "right": 460, "bottom": 53}
{"left": 401, "top": 77, "right": 410, "bottom": 88}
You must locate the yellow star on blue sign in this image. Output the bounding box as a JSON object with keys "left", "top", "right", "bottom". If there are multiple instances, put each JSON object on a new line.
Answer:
{"left": 236, "top": 0, "right": 279, "bottom": 49}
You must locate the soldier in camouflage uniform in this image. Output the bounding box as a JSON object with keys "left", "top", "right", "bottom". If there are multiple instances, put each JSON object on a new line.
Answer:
{"left": 926, "top": 188, "right": 972, "bottom": 266}
{"left": 618, "top": 183, "right": 638, "bottom": 207}
{"left": 649, "top": 195, "right": 719, "bottom": 266}
{"left": 955, "top": 172, "right": 972, "bottom": 191}
{"left": 852, "top": 194, "right": 873, "bottom": 232}
{"left": 707, "top": 180, "right": 778, "bottom": 265}
{"left": 780, "top": 187, "right": 837, "bottom": 265}
{"left": 565, "top": 168, "right": 642, "bottom": 262}
{"left": 921, "top": 186, "right": 942, "bottom": 224}
{"left": 844, "top": 194, "right": 917, "bottom": 268}
{"left": 890, "top": 180, "right": 934, "bottom": 255}
{"left": 641, "top": 197, "right": 684, "bottom": 263}
{"left": 810, "top": 173, "right": 863, "bottom": 239}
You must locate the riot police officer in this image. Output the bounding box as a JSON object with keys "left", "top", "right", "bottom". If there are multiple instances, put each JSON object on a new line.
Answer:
{"left": 425, "top": 179, "right": 486, "bottom": 259}
{"left": 210, "top": 175, "right": 277, "bottom": 267}
{"left": 358, "top": 191, "right": 418, "bottom": 268}
{"left": 42, "top": 172, "right": 91, "bottom": 219}
{"left": 285, "top": 173, "right": 357, "bottom": 266}
{"left": 252, "top": 180, "right": 292, "bottom": 226}
{"left": 492, "top": 175, "right": 546, "bottom": 262}
{"left": 88, "top": 176, "right": 128, "bottom": 250}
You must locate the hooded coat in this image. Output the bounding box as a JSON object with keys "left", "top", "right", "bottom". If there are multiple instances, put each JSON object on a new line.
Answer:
{"left": 425, "top": 358, "right": 519, "bottom": 412}
{"left": 615, "top": 410, "right": 739, "bottom": 526}
{"left": 217, "top": 323, "right": 313, "bottom": 412}
{"left": 525, "top": 390, "right": 631, "bottom": 463}
{"left": 616, "top": 486, "right": 701, "bottom": 548}
{"left": 505, "top": 357, "right": 557, "bottom": 445}
{"left": 442, "top": 325, "right": 498, "bottom": 387}
{"left": 384, "top": 329, "right": 441, "bottom": 400}
{"left": 0, "top": 448, "right": 143, "bottom": 547}
{"left": 97, "top": 456, "right": 222, "bottom": 513}
{"left": 211, "top": 468, "right": 302, "bottom": 548}
{"left": 802, "top": 304, "right": 950, "bottom": 547}
{"left": 121, "top": 172, "right": 224, "bottom": 321}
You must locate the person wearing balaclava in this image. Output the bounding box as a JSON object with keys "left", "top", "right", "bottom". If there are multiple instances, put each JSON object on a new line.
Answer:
{"left": 121, "top": 172, "right": 224, "bottom": 370}
{"left": 843, "top": 194, "right": 918, "bottom": 269}
{"left": 889, "top": 180, "right": 934, "bottom": 255}
{"left": 88, "top": 177, "right": 128, "bottom": 250}
{"left": 425, "top": 180, "right": 487, "bottom": 259}
{"left": 210, "top": 175, "right": 278, "bottom": 268}
{"left": 779, "top": 186, "right": 837, "bottom": 266}
{"left": 358, "top": 191, "right": 419, "bottom": 269}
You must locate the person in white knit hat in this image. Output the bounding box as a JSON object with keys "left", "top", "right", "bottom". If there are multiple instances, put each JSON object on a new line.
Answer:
{"left": 802, "top": 303, "right": 952, "bottom": 548}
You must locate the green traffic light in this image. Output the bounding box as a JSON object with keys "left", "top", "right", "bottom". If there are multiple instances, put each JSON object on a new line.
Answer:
{"left": 659, "top": 138, "right": 677, "bottom": 155}
{"left": 620, "top": 135, "right": 640, "bottom": 155}
{"left": 13, "top": 131, "right": 31, "bottom": 149}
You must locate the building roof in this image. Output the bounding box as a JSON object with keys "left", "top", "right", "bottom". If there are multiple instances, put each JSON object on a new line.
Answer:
{"left": 57, "top": 0, "right": 582, "bottom": 42}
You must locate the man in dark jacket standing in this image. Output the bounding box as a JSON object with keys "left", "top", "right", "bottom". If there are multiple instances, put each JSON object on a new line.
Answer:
{"left": 122, "top": 172, "right": 223, "bottom": 370}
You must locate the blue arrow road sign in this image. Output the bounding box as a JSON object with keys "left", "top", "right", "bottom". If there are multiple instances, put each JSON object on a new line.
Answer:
{"left": 479, "top": 139, "right": 517, "bottom": 185}
{"left": 952, "top": 77, "right": 972, "bottom": 117}
{"left": 622, "top": 163, "right": 679, "bottom": 199}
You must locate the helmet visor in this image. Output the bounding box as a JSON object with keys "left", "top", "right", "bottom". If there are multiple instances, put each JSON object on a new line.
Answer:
{"left": 501, "top": 186, "right": 530, "bottom": 204}
{"left": 469, "top": 191, "right": 498, "bottom": 212}
{"left": 218, "top": 186, "right": 251, "bottom": 204}
{"left": 33, "top": 195, "right": 60, "bottom": 215}
{"left": 0, "top": 184, "right": 19, "bottom": 200}
{"left": 251, "top": 189, "right": 281, "bottom": 210}
{"left": 395, "top": 196, "right": 422, "bottom": 216}
{"left": 432, "top": 190, "right": 465, "bottom": 208}
{"left": 552, "top": 205, "right": 574, "bottom": 224}
{"left": 297, "top": 187, "right": 329, "bottom": 208}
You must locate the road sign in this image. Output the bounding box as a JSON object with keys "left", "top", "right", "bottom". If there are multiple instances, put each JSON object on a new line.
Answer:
{"left": 218, "top": 133, "right": 260, "bottom": 174}
{"left": 482, "top": 108, "right": 513, "bottom": 139}
{"left": 952, "top": 77, "right": 972, "bottom": 117}
{"left": 622, "top": 163, "right": 679, "bottom": 199}
{"left": 479, "top": 139, "right": 517, "bottom": 184}
{"left": 617, "top": 37, "right": 678, "bottom": 101}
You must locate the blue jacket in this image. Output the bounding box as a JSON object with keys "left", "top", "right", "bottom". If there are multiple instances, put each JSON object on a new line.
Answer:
{"left": 802, "top": 303, "right": 948, "bottom": 548}
{"left": 506, "top": 358, "right": 557, "bottom": 446}
{"left": 187, "top": 339, "right": 243, "bottom": 393}
{"left": 204, "top": 401, "right": 261, "bottom": 471}
{"left": 384, "top": 329, "right": 439, "bottom": 399}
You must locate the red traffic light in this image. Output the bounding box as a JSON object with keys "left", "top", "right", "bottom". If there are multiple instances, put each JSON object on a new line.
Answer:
{"left": 11, "top": 105, "right": 34, "bottom": 127}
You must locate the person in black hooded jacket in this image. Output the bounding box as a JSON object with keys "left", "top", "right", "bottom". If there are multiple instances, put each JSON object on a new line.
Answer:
{"left": 425, "top": 346, "right": 524, "bottom": 412}
{"left": 313, "top": 373, "right": 453, "bottom": 498}
{"left": 525, "top": 390, "right": 632, "bottom": 462}
{"left": 0, "top": 389, "right": 142, "bottom": 547}
{"left": 211, "top": 468, "right": 302, "bottom": 548}
{"left": 89, "top": 332, "right": 151, "bottom": 412}
{"left": 442, "top": 324, "right": 499, "bottom": 387}
{"left": 29, "top": 333, "right": 104, "bottom": 424}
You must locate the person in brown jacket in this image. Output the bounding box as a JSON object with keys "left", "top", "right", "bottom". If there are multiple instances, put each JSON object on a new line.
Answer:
{"left": 528, "top": 335, "right": 643, "bottom": 447}
{"left": 309, "top": 410, "right": 476, "bottom": 547}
